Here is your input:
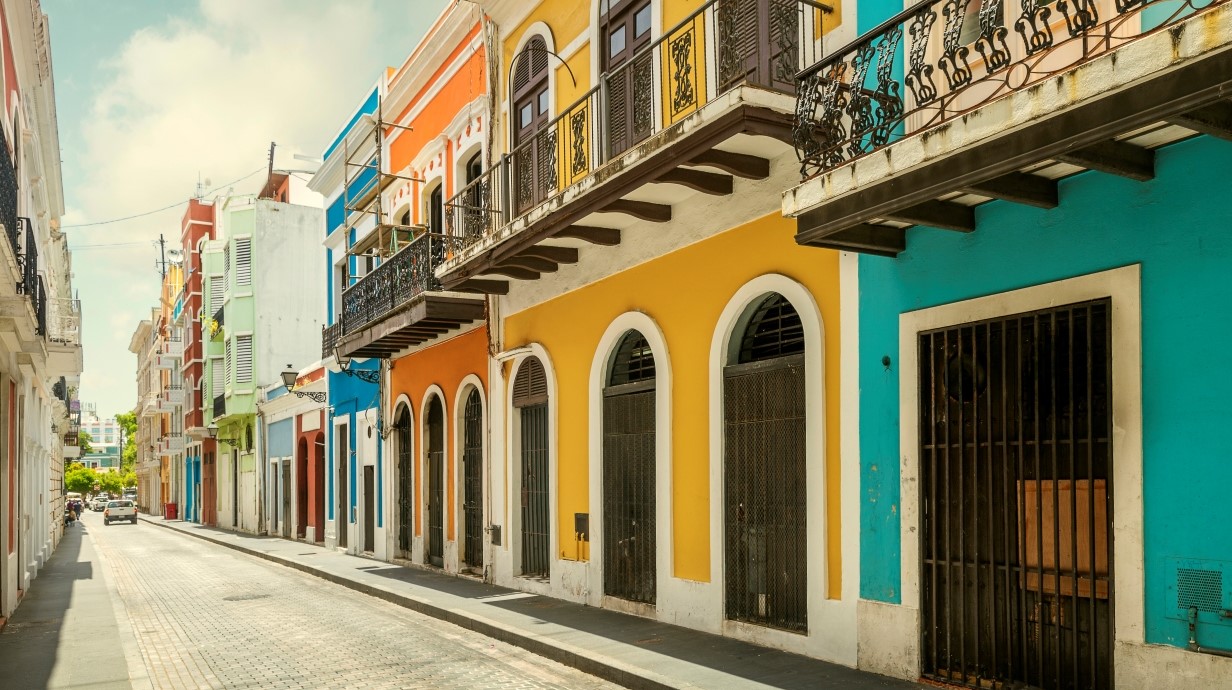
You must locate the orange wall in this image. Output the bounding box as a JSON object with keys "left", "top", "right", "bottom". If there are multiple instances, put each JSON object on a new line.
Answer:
{"left": 388, "top": 326, "right": 488, "bottom": 539}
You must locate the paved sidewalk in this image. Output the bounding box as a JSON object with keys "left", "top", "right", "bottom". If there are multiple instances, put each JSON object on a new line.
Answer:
{"left": 141, "top": 516, "right": 921, "bottom": 690}
{"left": 0, "top": 519, "right": 148, "bottom": 689}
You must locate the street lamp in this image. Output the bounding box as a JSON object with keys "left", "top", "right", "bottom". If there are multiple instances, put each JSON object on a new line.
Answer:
{"left": 204, "top": 425, "right": 218, "bottom": 439}
{"left": 281, "top": 365, "right": 326, "bottom": 403}
{"left": 330, "top": 346, "right": 380, "bottom": 384}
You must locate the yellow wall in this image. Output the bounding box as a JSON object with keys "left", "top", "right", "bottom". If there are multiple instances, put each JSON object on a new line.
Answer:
{"left": 502, "top": 211, "right": 843, "bottom": 597}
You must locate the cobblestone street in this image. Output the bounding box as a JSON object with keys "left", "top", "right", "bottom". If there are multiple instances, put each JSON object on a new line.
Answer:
{"left": 81, "top": 510, "right": 617, "bottom": 690}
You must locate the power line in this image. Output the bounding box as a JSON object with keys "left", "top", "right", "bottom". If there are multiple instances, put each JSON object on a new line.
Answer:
{"left": 61, "top": 166, "right": 266, "bottom": 229}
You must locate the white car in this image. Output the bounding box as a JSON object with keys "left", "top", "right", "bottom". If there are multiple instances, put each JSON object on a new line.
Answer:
{"left": 104, "top": 500, "right": 137, "bottom": 525}
{"left": 91, "top": 496, "right": 108, "bottom": 512}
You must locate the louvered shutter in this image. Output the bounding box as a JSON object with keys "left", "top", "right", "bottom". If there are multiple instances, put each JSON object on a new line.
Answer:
{"left": 235, "top": 335, "right": 253, "bottom": 383}
{"left": 210, "top": 274, "right": 224, "bottom": 313}
{"left": 223, "top": 244, "right": 230, "bottom": 289}
{"left": 224, "top": 339, "right": 233, "bottom": 385}
{"left": 235, "top": 237, "right": 252, "bottom": 286}
{"left": 512, "top": 357, "right": 548, "bottom": 408}
{"left": 212, "top": 358, "right": 224, "bottom": 396}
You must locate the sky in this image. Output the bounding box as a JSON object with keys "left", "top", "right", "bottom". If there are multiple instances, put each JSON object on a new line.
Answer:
{"left": 43, "top": 0, "right": 451, "bottom": 420}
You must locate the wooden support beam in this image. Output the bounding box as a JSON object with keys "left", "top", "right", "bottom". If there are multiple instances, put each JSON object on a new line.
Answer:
{"left": 497, "top": 256, "right": 559, "bottom": 273}
{"left": 553, "top": 225, "right": 621, "bottom": 245}
{"left": 516, "top": 245, "right": 579, "bottom": 264}
{"left": 883, "top": 200, "right": 975, "bottom": 233}
{"left": 797, "top": 223, "right": 906, "bottom": 257}
{"left": 687, "top": 149, "right": 770, "bottom": 179}
{"left": 1056, "top": 140, "right": 1155, "bottom": 181}
{"left": 1167, "top": 101, "right": 1232, "bottom": 141}
{"left": 454, "top": 279, "right": 509, "bottom": 295}
{"left": 655, "top": 167, "right": 734, "bottom": 195}
{"left": 602, "top": 199, "right": 672, "bottom": 222}
{"left": 486, "top": 266, "right": 540, "bottom": 281}
{"left": 961, "top": 172, "right": 1058, "bottom": 209}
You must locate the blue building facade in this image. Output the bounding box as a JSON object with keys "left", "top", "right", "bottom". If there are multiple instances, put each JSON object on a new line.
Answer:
{"left": 785, "top": 0, "right": 1232, "bottom": 684}
{"left": 312, "top": 82, "right": 385, "bottom": 555}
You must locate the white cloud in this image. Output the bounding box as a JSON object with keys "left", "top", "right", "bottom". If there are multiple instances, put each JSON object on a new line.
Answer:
{"left": 65, "top": 0, "right": 438, "bottom": 416}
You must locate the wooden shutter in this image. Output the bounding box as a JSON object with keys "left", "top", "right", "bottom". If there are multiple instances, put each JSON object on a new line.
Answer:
{"left": 512, "top": 357, "right": 548, "bottom": 408}
{"left": 224, "top": 339, "right": 232, "bottom": 385}
{"left": 235, "top": 335, "right": 253, "bottom": 383}
{"left": 212, "top": 357, "right": 224, "bottom": 395}
{"left": 210, "top": 274, "right": 224, "bottom": 313}
{"left": 235, "top": 237, "right": 252, "bottom": 286}
{"left": 223, "top": 244, "right": 230, "bottom": 289}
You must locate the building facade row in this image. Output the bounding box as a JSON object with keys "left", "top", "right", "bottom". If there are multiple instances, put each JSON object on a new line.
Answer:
{"left": 133, "top": 0, "right": 1232, "bottom": 687}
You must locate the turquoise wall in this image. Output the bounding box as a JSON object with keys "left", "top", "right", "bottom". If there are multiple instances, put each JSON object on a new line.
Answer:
{"left": 858, "top": 135, "right": 1232, "bottom": 649}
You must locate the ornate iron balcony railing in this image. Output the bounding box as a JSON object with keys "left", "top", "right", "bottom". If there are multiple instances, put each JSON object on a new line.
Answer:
{"left": 445, "top": 0, "right": 829, "bottom": 255}
{"left": 0, "top": 128, "right": 16, "bottom": 261}
{"left": 793, "top": 0, "right": 1225, "bottom": 179}
{"left": 341, "top": 231, "right": 447, "bottom": 336}
{"left": 47, "top": 297, "right": 82, "bottom": 346}
{"left": 322, "top": 319, "right": 343, "bottom": 360}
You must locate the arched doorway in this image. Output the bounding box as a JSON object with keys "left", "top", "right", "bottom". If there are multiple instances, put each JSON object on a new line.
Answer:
{"left": 723, "top": 293, "right": 807, "bottom": 632}
{"left": 461, "top": 387, "right": 484, "bottom": 571}
{"left": 313, "top": 432, "right": 325, "bottom": 544}
{"left": 296, "top": 438, "right": 308, "bottom": 539}
{"left": 425, "top": 395, "right": 445, "bottom": 567}
{"left": 602, "top": 330, "right": 656, "bottom": 604}
{"left": 513, "top": 357, "right": 550, "bottom": 578}
{"left": 395, "top": 405, "right": 413, "bottom": 558}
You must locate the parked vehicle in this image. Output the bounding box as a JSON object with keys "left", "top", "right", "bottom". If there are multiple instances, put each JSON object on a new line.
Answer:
{"left": 104, "top": 500, "right": 137, "bottom": 526}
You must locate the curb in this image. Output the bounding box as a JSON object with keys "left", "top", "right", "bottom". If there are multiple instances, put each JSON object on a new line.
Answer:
{"left": 140, "top": 517, "right": 681, "bottom": 690}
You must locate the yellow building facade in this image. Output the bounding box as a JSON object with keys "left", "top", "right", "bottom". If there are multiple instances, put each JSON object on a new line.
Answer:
{"left": 436, "top": 0, "right": 857, "bottom": 662}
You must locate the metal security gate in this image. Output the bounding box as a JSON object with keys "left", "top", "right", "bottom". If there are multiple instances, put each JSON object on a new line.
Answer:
{"left": 515, "top": 357, "right": 550, "bottom": 578}
{"left": 396, "top": 408, "right": 412, "bottom": 556}
{"left": 724, "top": 294, "right": 807, "bottom": 633}
{"left": 919, "top": 299, "right": 1113, "bottom": 690}
{"left": 462, "top": 389, "right": 484, "bottom": 569}
{"left": 603, "top": 331, "right": 656, "bottom": 604}
{"left": 427, "top": 397, "right": 445, "bottom": 568}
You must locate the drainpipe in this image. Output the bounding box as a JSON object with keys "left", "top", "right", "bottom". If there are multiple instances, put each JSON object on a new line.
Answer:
{"left": 1187, "top": 607, "right": 1232, "bottom": 658}
{"left": 255, "top": 396, "right": 267, "bottom": 536}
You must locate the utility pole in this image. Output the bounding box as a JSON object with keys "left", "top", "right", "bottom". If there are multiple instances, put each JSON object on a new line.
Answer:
{"left": 156, "top": 233, "right": 168, "bottom": 278}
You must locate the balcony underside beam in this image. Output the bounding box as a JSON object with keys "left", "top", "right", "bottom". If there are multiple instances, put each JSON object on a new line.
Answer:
{"left": 336, "top": 295, "right": 485, "bottom": 360}
{"left": 794, "top": 51, "right": 1232, "bottom": 255}
{"left": 655, "top": 167, "right": 734, "bottom": 195}
{"left": 440, "top": 104, "right": 791, "bottom": 290}
{"left": 1055, "top": 139, "right": 1155, "bottom": 181}
{"left": 602, "top": 199, "right": 672, "bottom": 222}
{"left": 514, "top": 245, "right": 579, "bottom": 264}
{"left": 553, "top": 225, "right": 621, "bottom": 245}
{"left": 960, "top": 172, "right": 1058, "bottom": 209}
{"left": 1166, "top": 100, "right": 1232, "bottom": 141}
{"left": 883, "top": 200, "right": 974, "bottom": 233}
{"left": 454, "top": 279, "right": 509, "bottom": 295}
{"left": 497, "top": 256, "right": 559, "bottom": 273}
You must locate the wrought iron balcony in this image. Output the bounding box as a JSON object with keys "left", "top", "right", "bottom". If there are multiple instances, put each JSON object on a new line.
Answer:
{"left": 0, "top": 128, "right": 16, "bottom": 263}
{"left": 786, "top": 0, "right": 1232, "bottom": 255}
{"left": 335, "top": 230, "right": 484, "bottom": 359}
{"left": 322, "top": 319, "right": 342, "bottom": 360}
{"left": 793, "top": 0, "right": 1226, "bottom": 179}
{"left": 47, "top": 298, "right": 81, "bottom": 346}
{"left": 444, "top": 0, "right": 828, "bottom": 273}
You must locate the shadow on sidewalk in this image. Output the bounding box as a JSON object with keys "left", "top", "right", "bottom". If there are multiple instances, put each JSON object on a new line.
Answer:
{"left": 0, "top": 521, "right": 88, "bottom": 689}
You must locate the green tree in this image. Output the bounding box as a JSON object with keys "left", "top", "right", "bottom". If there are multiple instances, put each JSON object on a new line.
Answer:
{"left": 65, "top": 465, "right": 97, "bottom": 494}
{"left": 115, "top": 412, "right": 138, "bottom": 474}
{"left": 78, "top": 431, "right": 93, "bottom": 455}
{"left": 98, "top": 472, "right": 124, "bottom": 495}
{"left": 120, "top": 471, "right": 137, "bottom": 489}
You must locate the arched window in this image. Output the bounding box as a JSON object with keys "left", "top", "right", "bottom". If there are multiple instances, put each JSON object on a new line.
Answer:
{"left": 512, "top": 36, "right": 550, "bottom": 147}
{"left": 513, "top": 356, "right": 550, "bottom": 578}
{"left": 425, "top": 395, "right": 445, "bottom": 567}
{"left": 723, "top": 293, "right": 807, "bottom": 632}
{"left": 603, "top": 330, "right": 656, "bottom": 604}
